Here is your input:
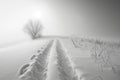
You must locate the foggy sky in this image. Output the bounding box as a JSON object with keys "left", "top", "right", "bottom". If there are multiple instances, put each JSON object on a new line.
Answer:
{"left": 45, "top": 0, "right": 120, "bottom": 40}
{"left": 0, "top": 0, "right": 120, "bottom": 46}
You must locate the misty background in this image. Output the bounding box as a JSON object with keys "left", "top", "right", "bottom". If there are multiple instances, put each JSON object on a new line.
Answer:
{"left": 0, "top": 0, "right": 120, "bottom": 47}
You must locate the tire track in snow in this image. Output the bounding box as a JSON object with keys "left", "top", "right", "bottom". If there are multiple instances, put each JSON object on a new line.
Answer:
{"left": 56, "top": 40, "right": 103, "bottom": 80}
{"left": 18, "top": 40, "right": 54, "bottom": 80}
{"left": 56, "top": 40, "right": 80, "bottom": 80}
{"left": 46, "top": 39, "right": 59, "bottom": 80}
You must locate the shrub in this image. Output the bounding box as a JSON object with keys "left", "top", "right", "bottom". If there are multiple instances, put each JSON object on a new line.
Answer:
{"left": 23, "top": 20, "right": 43, "bottom": 39}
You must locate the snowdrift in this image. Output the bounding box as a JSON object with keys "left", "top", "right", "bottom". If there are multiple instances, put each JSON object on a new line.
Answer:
{"left": 18, "top": 40, "right": 54, "bottom": 80}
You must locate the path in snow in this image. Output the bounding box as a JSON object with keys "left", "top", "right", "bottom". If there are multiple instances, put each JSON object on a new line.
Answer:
{"left": 47, "top": 39, "right": 80, "bottom": 80}
{"left": 18, "top": 38, "right": 120, "bottom": 80}
{"left": 18, "top": 39, "right": 86, "bottom": 80}
{"left": 56, "top": 40, "right": 80, "bottom": 80}
{"left": 0, "top": 39, "right": 50, "bottom": 80}
{"left": 46, "top": 39, "right": 59, "bottom": 80}
{"left": 18, "top": 40, "right": 54, "bottom": 80}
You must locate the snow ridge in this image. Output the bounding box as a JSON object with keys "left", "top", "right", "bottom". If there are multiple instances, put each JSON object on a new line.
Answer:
{"left": 18, "top": 40, "right": 54, "bottom": 80}
{"left": 56, "top": 40, "right": 80, "bottom": 80}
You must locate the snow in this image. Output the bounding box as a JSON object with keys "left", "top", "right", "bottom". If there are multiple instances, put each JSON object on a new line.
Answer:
{"left": 0, "top": 39, "right": 49, "bottom": 80}
{"left": 18, "top": 40, "right": 53, "bottom": 80}
{"left": 0, "top": 37, "right": 120, "bottom": 80}
{"left": 46, "top": 40, "right": 59, "bottom": 80}
{"left": 56, "top": 40, "right": 80, "bottom": 80}
{"left": 18, "top": 39, "right": 80, "bottom": 80}
{"left": 61, "top": 38, "right": 120, "bottom": 80}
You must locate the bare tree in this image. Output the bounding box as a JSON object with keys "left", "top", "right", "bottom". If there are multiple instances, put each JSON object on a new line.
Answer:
{"left": 23, "top": 20, "right": 43, "bottom": 39}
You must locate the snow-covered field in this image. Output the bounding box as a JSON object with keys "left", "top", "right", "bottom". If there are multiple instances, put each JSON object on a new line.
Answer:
{"left": 0, "top": 39, "right": 50, "bottom": 80}
{"left": 61, "top": 37, "right": 120, "bottom": 80}
{"left": 0, "top": 37, "right": 120, "bottom": 80}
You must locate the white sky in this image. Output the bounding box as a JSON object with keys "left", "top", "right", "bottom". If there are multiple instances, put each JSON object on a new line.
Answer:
{"left": 0, "top": 0, "right": 51, "bottom": 46}
{"left": 0, "top": 0, "right": 65, "bottom": 46}
{"left": 0, "top": 0, "right": 120, "bottom": 46}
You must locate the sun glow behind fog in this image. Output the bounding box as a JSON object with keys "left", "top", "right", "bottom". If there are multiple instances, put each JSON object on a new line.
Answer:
{"left": 0, "top": 0, "right": 63, "bottom": 46}
{"left": 32, "top": 3, "right": 61, "bottom": 36}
